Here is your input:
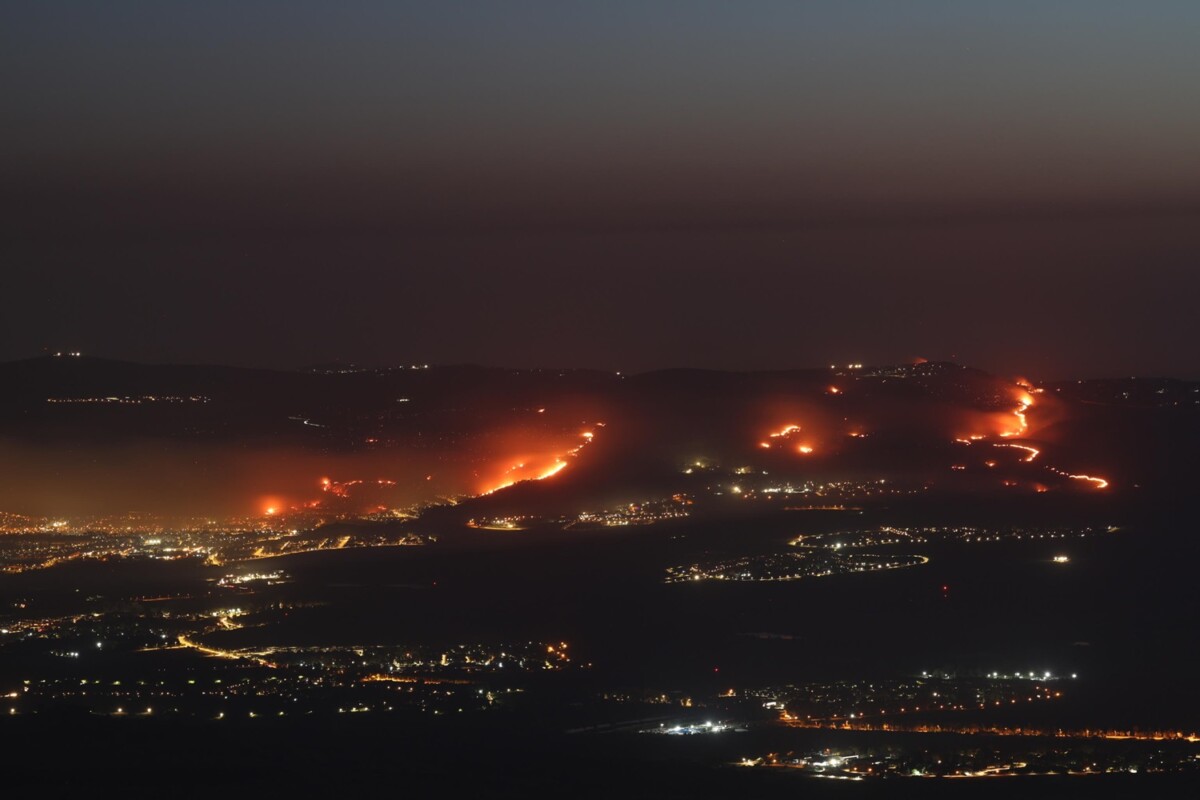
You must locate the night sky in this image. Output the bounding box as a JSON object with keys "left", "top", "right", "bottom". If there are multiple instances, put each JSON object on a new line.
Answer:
{"left": 3, "top": 2, "right": 1198, "bottom": 379}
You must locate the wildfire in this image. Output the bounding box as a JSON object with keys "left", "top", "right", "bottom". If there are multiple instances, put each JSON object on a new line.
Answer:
{"left": 943, "top": 383, "right": 1111, "bottom": 493}
{"left": 478, "top": 427, "right": 600, "bottom": 496}
{"left": 319, "top": 478, "right": 398, "bottom": 498}
{"left": 257, "top": 496, "right": 287, "bottom": 516}
{"left": 999, "top": 392, "right": 1034, "bottom": 438}
{"left": 995, "top": 443, "right": 1040, "bottom": 462}
{"left": 760, "top": 424, "right": 803, "bottom": 450}
{"left": 1031, "top": 465, "right": 1111, "bottom": 490}
{"left": 769, "top": 424, "right": 802, "bottom": 439}
{"left": 1060, "top": 472, "right": 1109, "bottom": 490}
{"left": 536, "top": 460, "right": 568, "bottom": 480}
{"left": 760, "top": 424, "right": 818, "bottom": 456}
{"left": 955, "top": 385, "right": 1040, "bottom": 445}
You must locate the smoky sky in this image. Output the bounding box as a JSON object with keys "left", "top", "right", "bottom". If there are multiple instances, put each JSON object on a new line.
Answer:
{"left": 3, "top": 2, "right": 1199, "bottom": 379}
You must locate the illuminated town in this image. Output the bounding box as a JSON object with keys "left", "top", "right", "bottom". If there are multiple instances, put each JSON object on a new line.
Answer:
{"left": 1, "top": 353, "right": 1191, "bottom": 796}
{"left": 0, "top": 341, "right": 1193, "bottom": 800}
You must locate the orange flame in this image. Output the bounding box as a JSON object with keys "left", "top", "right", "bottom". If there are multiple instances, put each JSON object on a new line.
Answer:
{"left": 1065, "top": 473, "right": 1109, "bottom": 489}
{"left": 995, "top": 443, "right": 1040, "bottom": 462}
{"left": 477, "top": 428, "right": 599, "bottom": 495}
{"left": 999, "top": 392, "right": 1034, "bottom": 438}
{"left": 769, "top": 424, "right": 802, "bottom": 439}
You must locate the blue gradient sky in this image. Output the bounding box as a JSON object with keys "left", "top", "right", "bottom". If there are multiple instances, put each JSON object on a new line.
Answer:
{"left": 3, "top": 2, "right": 1198, "bottom": 376}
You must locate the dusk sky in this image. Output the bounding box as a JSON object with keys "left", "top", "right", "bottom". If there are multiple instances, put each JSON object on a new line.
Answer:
{"left": 3, "top": 2, "right": 1199, "bottom": 378}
